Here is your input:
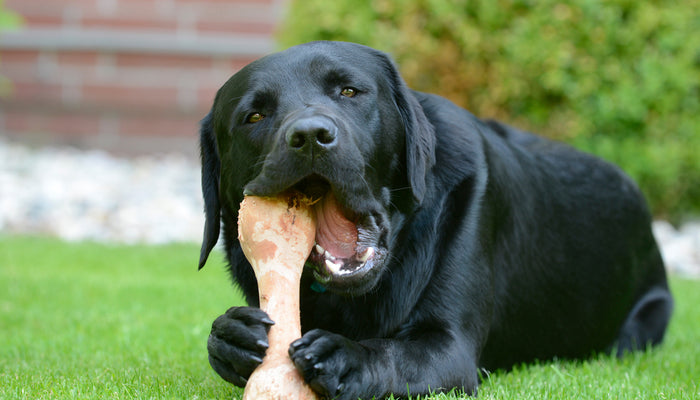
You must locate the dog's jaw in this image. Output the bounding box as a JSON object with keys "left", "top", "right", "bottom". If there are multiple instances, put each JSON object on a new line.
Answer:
{"left": 306, "top": 211, "right": 389, "bottom": 295}
{"left": 298, "top": 180, "right": 390, "bottom": 295}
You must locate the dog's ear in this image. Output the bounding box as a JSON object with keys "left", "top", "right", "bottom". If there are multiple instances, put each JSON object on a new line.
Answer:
{"left": 198, "top": 111, "right": 221, "bottom": 270}
{"left": 400, "top": 88, "right": 436, "bottom": 203}
{"left": 374, "top": 50, "right": 436, "bottom": 203}
{"left": 381, "top": 56, "right": 436, "bottom": 203}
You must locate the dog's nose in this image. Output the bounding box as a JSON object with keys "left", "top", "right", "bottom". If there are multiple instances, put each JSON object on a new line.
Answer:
{"left": 286, "top": 117, "right": 337, "bottom": 151}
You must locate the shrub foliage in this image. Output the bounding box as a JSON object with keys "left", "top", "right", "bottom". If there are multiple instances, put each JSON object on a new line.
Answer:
{"left": 279, "top": 0, "right": 700, "bottom": 219}
{"left": 0, "top": 1, "right": 21, "bottom": 30}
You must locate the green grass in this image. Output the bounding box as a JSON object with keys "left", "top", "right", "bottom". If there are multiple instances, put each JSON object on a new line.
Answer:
{"left": 0, "top": 236, "right": 243, "bottom": 399}
{"left": 1, "top": 236, "right": 698, "bottom": 399}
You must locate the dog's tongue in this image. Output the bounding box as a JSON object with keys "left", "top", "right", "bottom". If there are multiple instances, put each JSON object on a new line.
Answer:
{"left": 314, "top": 193, "right": 357, "bottom": 259}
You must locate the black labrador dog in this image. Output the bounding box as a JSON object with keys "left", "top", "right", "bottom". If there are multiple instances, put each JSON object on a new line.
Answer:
{"left": 198, "top": 41, "right": 673, "bottom": 399}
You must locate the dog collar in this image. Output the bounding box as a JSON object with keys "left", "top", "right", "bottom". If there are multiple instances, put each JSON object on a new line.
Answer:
{"left": 310, "top": 281, "right": 327, "bottom": 293}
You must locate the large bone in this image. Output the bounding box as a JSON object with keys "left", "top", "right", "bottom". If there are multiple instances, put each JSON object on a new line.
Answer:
{"left": 237, "top": 193, "right": 319, "bottom": 400}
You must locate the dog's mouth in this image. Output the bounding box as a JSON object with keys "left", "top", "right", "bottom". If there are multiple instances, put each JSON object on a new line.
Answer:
{"left": 291, "top": 175, "right": 386, "bottom": 293}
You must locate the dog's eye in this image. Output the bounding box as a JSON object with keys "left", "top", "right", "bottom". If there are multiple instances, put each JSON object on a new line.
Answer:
{"left": 340, "top": 87, "right": 357, "bottom": 98}
{"left": 246, "top": 112, "right": 265, "bottom": 124}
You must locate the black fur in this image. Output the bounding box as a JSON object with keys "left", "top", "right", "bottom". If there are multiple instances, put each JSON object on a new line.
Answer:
{"left": 199, "top": 41, "right": 672, "bottom": 399}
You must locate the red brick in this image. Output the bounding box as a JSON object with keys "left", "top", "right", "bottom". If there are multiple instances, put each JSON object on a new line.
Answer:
{"left": 214, "top": 57, "right": 260, "bottom": 73}
{"left": 196, "top": 85, "right": 219, "bottom": 110}
{"left": 49, "top": 52, "right": 104, "bottom": 84}
{"left": 195, "top": 20, "right": 276, "bottom": 35}
{"left": 5, "top": 81, "right": 64, "bottom": 104}
{"left": 0, "top": 49, "right": 41, "bottom": 64}
{"left": 176, "top": 0, "right": 277, "bottom": 5}
{"left": 174, "top": 0, "right": 276, "bottom": 8}
{"left": 104, "top": 0, "right": 166, "bottom": 11}
{"left": 0, "top": 52, "right": 41, "bottom": 83}
{"left": 81, "top": 83, "right": 181, "bottom": 110}
{"left": 4, "top": 0, "right": 56, "bottom": 15}
{"left": 119, "top": 113, "right": 198, "bottom": 137}
{"left": 175, "top": 1, "right": 281, "bottom": 23}
{"left": 4, "top": 109, "right": 100, "bottom": 137}
{"left": 19, "top": 14, "right": 65, "bottom": 27}
{"left": 85, "top": 2, "right": 170, "bottom": 25}
{"left": 80, "top": 16, "right": 178, "bottom": 31}
{"left": 114, "top": 0, "right": 163, "bottom": 3}
{"left": 56, "top": 51, "right": 100, "bottom": 66}
{"left": 6, "top": 0, "right": 97, "bottom": 20}
{"left": 3, "top": 0, "right": 282, "bottom": 149}
{"left": 115, "top": 53, "right": 214, "bottom": 70}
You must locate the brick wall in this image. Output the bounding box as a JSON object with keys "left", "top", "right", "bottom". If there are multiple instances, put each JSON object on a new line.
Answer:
{"left": 0, "top": 0, "right": 287, "bottom": 156}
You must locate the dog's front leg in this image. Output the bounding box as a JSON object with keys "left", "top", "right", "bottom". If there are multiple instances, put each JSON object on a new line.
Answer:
{"left": 289, "top": 327, "right": 480, "bottom": 400}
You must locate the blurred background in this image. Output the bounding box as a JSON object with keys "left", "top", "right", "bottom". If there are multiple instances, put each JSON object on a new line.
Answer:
{"left": 0, "top": 0, "right": 698, "bottom": 274}
{"left": 0, "top": 0, "right": 285, "bottom": 243}
{"left": 0, "top": 0, "right": 283, "bottom": 156}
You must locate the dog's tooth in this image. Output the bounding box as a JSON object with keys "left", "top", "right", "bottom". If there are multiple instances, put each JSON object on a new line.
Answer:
{"left": 315, "top": 244, "right": 325, "bottom": 254}
{"left": 325, "top": 259, "right": 342, "bottom": 274}
{"left": 324, "top": 250, "right": 335, "bottom": 261}
{"left": 357, "top": 247, "right": 374, "bottom": 263}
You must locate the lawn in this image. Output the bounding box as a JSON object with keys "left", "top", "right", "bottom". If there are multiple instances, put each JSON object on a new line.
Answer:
{"left": 1, "top": 236, "right": 698, "bottom": 399}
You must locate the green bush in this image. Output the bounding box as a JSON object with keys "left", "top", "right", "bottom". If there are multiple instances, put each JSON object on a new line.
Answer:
{"left": 0, "top": 1, "right": 21, "bottom": 30}
{"left": 279, "top": 0, "right": 700, "bottom": 220}
{"left": 0, "top": 1, "right": 22, "bottom": 96}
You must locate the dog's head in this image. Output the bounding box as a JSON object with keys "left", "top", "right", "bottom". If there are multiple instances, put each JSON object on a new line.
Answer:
{"left": 198, "top": 41, "right": 435, "bottom": 295}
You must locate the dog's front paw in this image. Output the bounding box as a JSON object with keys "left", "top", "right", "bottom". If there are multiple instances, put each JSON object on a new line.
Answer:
{"left": 207, "top": 306, "right": 274, "bottom": 387}
{"left": 289, "top": 329, "right": 368, "bottom": 400}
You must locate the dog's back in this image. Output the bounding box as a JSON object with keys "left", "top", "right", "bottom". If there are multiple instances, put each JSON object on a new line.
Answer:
{"left": 477, "top": 119, "right": 672, "bottom": 369}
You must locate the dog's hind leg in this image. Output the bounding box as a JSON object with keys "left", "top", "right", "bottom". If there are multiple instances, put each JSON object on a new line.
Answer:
{"left": 612, "top": 286, "right": 674, "bottom": 357}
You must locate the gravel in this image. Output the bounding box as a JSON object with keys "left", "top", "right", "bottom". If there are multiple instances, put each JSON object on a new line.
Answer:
{"left": 0, "top": 139, "right": 203, "bottom": 244}
{"left": 1, "top": 138, "right": 698, "bottom": 277}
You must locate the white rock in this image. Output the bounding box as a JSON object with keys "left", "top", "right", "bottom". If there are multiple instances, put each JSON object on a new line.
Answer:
{"left": 653, "top": 220, "right": 700, "bottom": 278}
{"left": 0, "top": 139, "right": 203, "bottom": 244}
